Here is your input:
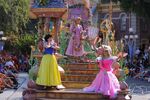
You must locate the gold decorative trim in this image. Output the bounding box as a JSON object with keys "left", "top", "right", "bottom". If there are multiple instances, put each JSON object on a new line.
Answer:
{"left": 31, "top": 8, "right": 67, "bottom": 13}
{"left": 97, "top": 4, "right": 122, "bottom": 12}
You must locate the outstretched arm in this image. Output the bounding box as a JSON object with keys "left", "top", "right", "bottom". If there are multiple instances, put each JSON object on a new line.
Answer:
{"left": 93, "top": 36, "right": 102, "bottom": 50}
{"left": 94, "top": 36, "right": 100, "bottom": 46}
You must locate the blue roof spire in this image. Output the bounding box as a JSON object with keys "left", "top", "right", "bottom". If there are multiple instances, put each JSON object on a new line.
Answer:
{"left": 32, "top": 0, "right": 66, "bottom": 8}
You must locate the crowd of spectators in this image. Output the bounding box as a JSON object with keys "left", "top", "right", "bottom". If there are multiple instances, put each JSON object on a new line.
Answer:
{"left": 127, "top": 45, "right": 150, "bottom": 82}
{"left": 0, "top": 51, "right": 29, "bottom": 93}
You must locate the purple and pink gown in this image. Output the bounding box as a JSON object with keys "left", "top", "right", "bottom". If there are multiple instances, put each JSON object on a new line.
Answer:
{"left": 83, "top": 57, "right": 120, "bottom": 98}
{"left": 65, "top": 24, "right": 84, "bottom": 57}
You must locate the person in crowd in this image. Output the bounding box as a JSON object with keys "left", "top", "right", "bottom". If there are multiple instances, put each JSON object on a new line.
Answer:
{"left": 93, "top": 32, "right": 103, "bottom": 50}
{"left": 12, "top": 55, "right": 19, "bottom": 71}
{"left": 36, "top": 34, "right": 62, "bottom": 90}
{"left": 2, "top": 66, "right": 18, "bottom": 89}
{"left": 0, "top": 73, "right": 14, "bottom": 89}
{"left": 19, "top": 54, "right": 30, "bottom": 72}
{"left": 83, "top": 45, "right": 120, "bottom": 99}
{"left": 5, "top": 56, "right": 18, "bottom": 73}
{"left": 143, "top": 45, "right": 149, "bottom": 67}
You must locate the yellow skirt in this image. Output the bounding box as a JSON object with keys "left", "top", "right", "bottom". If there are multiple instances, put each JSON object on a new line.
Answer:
{"left": 36, "top": 54, "right": 61, "bottom": 86}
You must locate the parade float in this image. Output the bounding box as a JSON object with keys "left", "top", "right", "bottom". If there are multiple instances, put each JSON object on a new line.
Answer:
{"left": 23, "top": 0, "right": 131, "bottom": 100}
{"left": 27, "top": 0, "right": 67, "bottom": 82}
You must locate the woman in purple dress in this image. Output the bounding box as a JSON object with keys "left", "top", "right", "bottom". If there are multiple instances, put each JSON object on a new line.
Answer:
{"left": 65, "top": 17, "right": 85, "bottom": 57}
{"left": 83, "top": 45, "right": 120, "bottom": 99}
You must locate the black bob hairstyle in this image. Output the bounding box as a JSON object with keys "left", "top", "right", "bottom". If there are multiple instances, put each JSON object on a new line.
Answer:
{"left": 44, "top": 34, "right": 52, "bottom": 42}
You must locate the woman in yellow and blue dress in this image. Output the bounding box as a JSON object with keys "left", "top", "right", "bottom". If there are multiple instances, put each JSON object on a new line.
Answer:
{"left": 36, "top": 34, "right": 61, "bottom": 88}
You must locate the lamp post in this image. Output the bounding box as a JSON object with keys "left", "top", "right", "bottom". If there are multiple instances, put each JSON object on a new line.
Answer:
{"left": 0, "top": 31, "right": 4, "bottom": 51}
{"left": 0, "top": 31, "right": 3, "bottom": 36}
{"left": 124, "top": 28, "right": 138, "bottom": 64}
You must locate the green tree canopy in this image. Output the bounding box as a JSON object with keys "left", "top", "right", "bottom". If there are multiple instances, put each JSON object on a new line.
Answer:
{"left": 0, "top": 0, "right": 30, "bottom": 33}
{"left": 117, "top": 0, "right": 150, "bottom": 19}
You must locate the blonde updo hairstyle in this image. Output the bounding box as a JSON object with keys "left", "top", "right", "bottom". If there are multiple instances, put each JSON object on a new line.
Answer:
{"left": 102, "top": 45, "right": 112, "bottom": 57}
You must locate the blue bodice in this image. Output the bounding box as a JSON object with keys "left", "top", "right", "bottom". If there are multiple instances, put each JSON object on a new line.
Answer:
{"left": 44, "top": 47, "right": 55, "bottom": 55}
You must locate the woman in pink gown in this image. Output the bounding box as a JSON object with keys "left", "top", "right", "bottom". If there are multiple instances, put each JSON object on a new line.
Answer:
{"left": 65, "top": 17, "right": 85, "bottom": 57}
{"left": 83, "top": 45, "right": 120, "bottom": 99}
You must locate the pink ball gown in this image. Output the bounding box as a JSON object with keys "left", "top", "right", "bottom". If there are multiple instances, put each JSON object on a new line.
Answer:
{"left": 83, "top": 57, "right": 120, "bottom": 98}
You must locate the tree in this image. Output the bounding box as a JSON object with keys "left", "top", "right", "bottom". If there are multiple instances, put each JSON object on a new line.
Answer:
{"left": 0, "top": 0, "right": 30, "bottom": 33}
{"left": 116, "top": 0, "right": 150, "bottom": 19}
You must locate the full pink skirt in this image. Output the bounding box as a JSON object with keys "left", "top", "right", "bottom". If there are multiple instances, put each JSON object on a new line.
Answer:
{"left": 83, "top": 70, "right": 120, "bottom": 98}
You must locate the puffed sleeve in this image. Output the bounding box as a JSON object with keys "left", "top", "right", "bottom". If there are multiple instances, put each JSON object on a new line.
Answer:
{"left": 96, "top": 56, "right": 102, "bottom": 62}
